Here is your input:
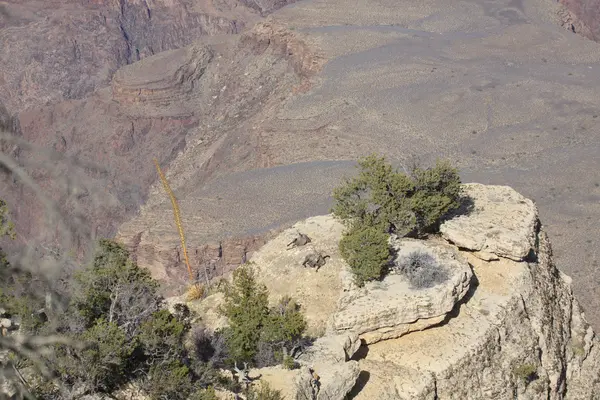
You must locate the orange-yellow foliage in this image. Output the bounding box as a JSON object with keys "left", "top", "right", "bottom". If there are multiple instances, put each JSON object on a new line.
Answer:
{"left": 153, "top": 159, "right": 194, "bottom": 282}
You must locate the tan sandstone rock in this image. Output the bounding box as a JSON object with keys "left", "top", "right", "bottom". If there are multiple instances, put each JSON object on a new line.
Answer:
{"left": 333, "top": 238, "right": 472, "bottom": 344}
{"left": 440, "top": 183, "right": 539, "bottom": 261}
{"left": 177, "top": 184, "right": 600, "bottom": 399}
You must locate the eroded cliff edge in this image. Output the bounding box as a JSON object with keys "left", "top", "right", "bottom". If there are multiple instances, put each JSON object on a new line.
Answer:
{"left": 183, "top": 183, "right": 600, "bottom": 399}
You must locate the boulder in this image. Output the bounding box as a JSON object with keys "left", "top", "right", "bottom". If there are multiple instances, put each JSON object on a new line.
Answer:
{"left": 333, "top": 239, "right": 472, "bottom": 344}
{"left": 440, "top": 183, "right": 539, "bottom": 261}
{"left": 295, "top": 333, "right": 362, "bottom": 400}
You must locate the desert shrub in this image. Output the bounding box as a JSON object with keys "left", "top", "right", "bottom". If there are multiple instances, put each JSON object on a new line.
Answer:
{"left": 71, "top": 239, "right": 161, "bottom": 336}
{"left": 141, "top": 360, "right": 194, "bottom": 400}
{"left": 282, "top": 354, "right": 298, "bottom": 370}
{"left": 220, "top": 264, "right": 270, "bottom": 363}
{"left": 409, "top": 160, "right": 462, "bottom": 232}
{"left": 136, "top": 309, "right": 187, "bottom": 366}
{"left": 513, "top": 363, "right": 538, "bottom": 385}
{"left": 396, "top": 250, "right": 449, "bottom": 289}
{"left": 189, "top": 386, "right": 219, "bottom": 400}
{"left": 220, "top": 265, "right": 308, "bottom": 367}
{"left": 332, "top": 154, "right": 461, "bottom": 237}
{"left": 0, "top": 270, "right": 48, "bottom": 334}
{"left": 0, "top": 198, "right": 15, "bottom": 239}
{"left": 27, "top": 239, "right": 225, "bottom": 398}
{"left": 52, "top": 318, "right": 136, "bottom": 393}
{"left": 339, "top": 225, "right": 391, "bottom": 286}
{"left": 261, "top": 295, "right": 307, "bottom": 364}
{"left": 245, "top": 381, "right": 285, "bottom": 400}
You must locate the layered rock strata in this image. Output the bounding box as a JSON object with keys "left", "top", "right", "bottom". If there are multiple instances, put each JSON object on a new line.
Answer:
{"left": 333, "top": 238, "right": 473, "bottom": 344}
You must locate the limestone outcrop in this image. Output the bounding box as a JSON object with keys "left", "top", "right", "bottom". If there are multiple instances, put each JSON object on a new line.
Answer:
{"left": 333, "top": 238, "right": 472, "bottom": 344}
{"left": 188, "top": 183, "right": 600, "bottom": 399}
{"left": 440, "top": 183, "right": 539, "bottom": 261}
{"left": 111, "top": 44, "right": 215, "bottom": 117}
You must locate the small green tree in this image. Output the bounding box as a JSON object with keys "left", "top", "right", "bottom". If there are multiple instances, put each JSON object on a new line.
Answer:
{"left": 261, "top": 295, "right": 307, "bottom": 366}
{"left": 409, "top": 159, "right": 462, "bottom": 233}
{"left": 339, "top": 225, "right": 391, "bottom": 286}
{"left": 136, "top": 309, "right": 187, "bottom": 366}
{"left": 220, "top": 265, "right": 308, "bottom": 367}
{"left": 332, "top": 155, "right": 461, "bottom": 285}
{"left": 72, "top": 239, "right": 161, "bottom": 335}
{"left": 141, "top": 361, "right": 194, "bottom": 400}
{"left": 220, "top": 264, "right": 270, "bottom": 363}
{"left": 38, "top": 240, "right": 212, "bottom": 398}
{"left": 332, "top": 155, "right": 461, "bottom": 236}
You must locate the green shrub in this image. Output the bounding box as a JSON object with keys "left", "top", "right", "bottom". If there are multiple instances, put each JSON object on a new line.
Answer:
{"left": 0, "top": 198, "right": 15, "bottom": 239}
{"left": 141, "top": 360, "right": 194, "bottom": 400}
{"left": 0, "top": 271, "right": 47, "bottom": 334}
{"left": 220, "top": 265, "right": 308, "bottom": 367}
{"left": 189, "top": 386, "right": 219, "bottom": 400}
{"left": 282, "top": 354, "right": 298, "bottom": 370}
{"left": 332, "top": 154, "right": 461, "bottom": 237}
{"left": 137, "top": 309, "right": 187, "bottom": 365}
{"left": 54, "top": 318, "right": 136, "bottom": 393}
{"left": 72, "top": 239, "right": 161, "bottom": 333}
{"left": 513, "top": 363, "right": 538, "bottom": 385}
{"left": 37, "top": 239, "right": 214, "bottom": 398}
{"left": 339, "top": 225, "right": 391, "bottom": 286}
{"left": 409, "top": 160, "right": 462, "bottom": 233}
{"left": 220, "top": 264, "right": 270, "bottom": 363}
{"left": 261, "top": 296, "right": 307, "bottom": 347}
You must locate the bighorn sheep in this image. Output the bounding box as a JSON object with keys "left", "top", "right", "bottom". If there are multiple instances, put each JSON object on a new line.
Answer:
{"left": 302, "top": 253, "right": 330, "bottom": 272}
{"left": 287, "top": 232, "right": 312, "bottom": 249}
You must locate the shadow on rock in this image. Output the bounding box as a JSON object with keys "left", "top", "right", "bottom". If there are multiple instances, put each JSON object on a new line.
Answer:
{"left": 428, "top": 269, "right": 480, "bottom": 328}
{"left": 346, "top": 370, "right": 371, "bottom": 399}
{"left": 350, "top": 339, "right": 369, "bottom": 361}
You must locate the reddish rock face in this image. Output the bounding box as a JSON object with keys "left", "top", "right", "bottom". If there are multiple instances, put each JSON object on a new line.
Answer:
{"left": 559, "top": 0, "right": 600, "bottom": 39}
{"left": 0, "top": 11, "right": 316, "bottom": 269}
{"left": 0, "top": 0, "right": 297, "bottom": 115}
{"left": 0, "top": 0, "right": 300, "bottom": 259}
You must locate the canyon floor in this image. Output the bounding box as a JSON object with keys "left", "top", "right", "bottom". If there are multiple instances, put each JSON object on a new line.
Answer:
{"left": 2, "top": 0, "right": 600, "bottom": 329}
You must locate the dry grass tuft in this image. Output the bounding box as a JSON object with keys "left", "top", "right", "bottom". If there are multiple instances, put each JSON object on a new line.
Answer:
{"left": 185, "top": 283, "right": 205, "bottom": 301}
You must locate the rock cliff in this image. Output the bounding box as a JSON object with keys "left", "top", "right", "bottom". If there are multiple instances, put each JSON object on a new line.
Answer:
{"left": 559, "top": 0, "right": 600, "bottom": 40}
{"left": 187, "top": 184, "right": 600, "bottom": 399}
{"left": 0, "top": 0, "right": 298, "bottom": 115}
{"left": 0, "top": 17, "right": 321, "bottom": 262}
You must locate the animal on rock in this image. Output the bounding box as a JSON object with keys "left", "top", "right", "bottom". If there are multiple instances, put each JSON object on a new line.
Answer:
{"left": 302, "top": 253, "right": 330, "bottom": 272}
{"left": 287, "top": 232, "right": 312, "bottom": 249}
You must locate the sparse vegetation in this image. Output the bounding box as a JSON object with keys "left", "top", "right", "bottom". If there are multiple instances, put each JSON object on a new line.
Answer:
{"left": 245, "top": 381, "right": 285, "bottom": 400}
{"left": 395, "top": 250, "right": 449, "bottom": 289}
{"left": 513, "top": 363, "right": 538, "bottom": 385}
{"left": 0, "top": 232, "right": 291, "bottom": 399}
{"left": 189, "top": 386, "right": 219, "bottom": 400}
{"left": 332, "top": 154, "right": 461, "bottom": 286}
